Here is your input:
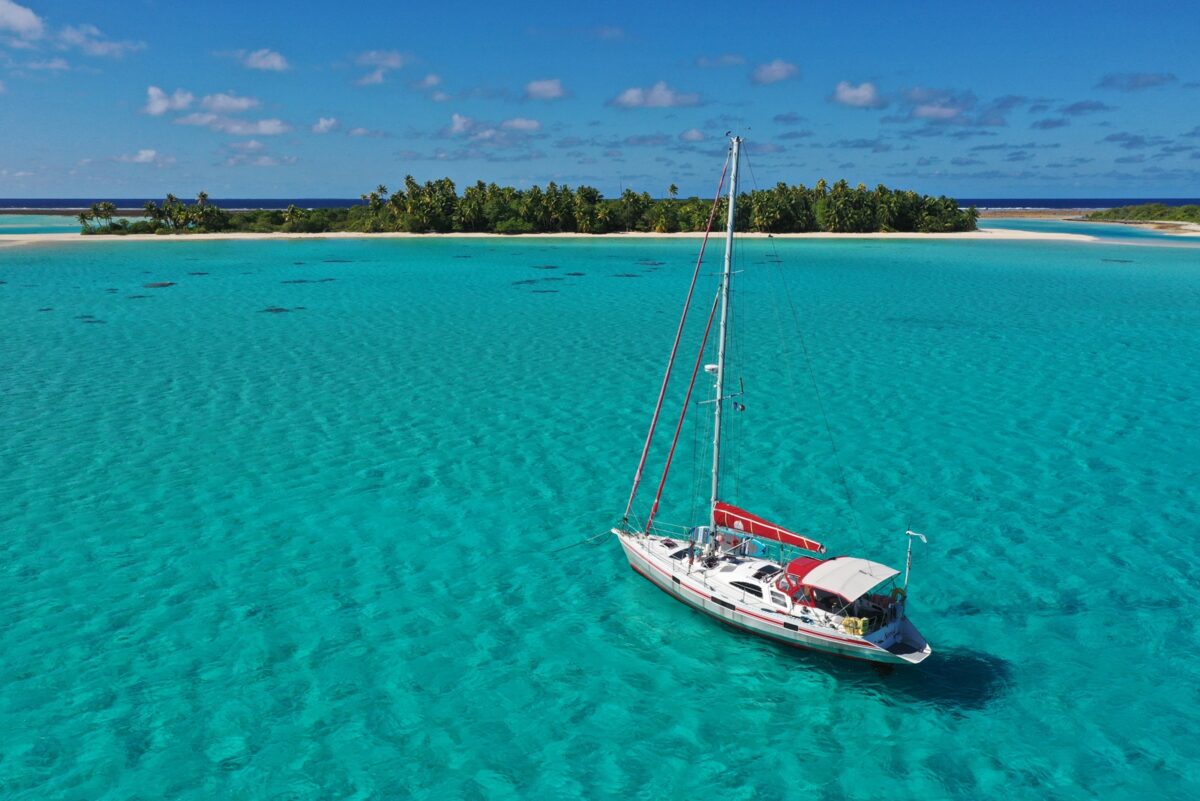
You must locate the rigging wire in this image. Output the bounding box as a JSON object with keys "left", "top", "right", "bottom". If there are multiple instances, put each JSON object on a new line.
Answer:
{"left": 623, "top": 154, "right": 731, "bottom": 525}
{"left": 645, "top": 287, "right": 723, "bottom": 533}
{"left": 742, "top": 151, "right": 866, "bottom": 541}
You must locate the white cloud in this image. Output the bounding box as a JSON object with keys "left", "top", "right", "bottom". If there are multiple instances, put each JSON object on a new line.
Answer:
{"left": 348, "top": 127, "right": 388, "bottom": 138}
{"left": 357, "top": 68, "right": 386, "bottom": 86}
{"left": 449, "top": 112, "right": 472, "bottom": 134}
{"left": 832, "top": 80, "right": 886, "bottom": 109}
{"left": 116, "top": 148, "right": 162, "bottom": 164}
{"left": 524, "top": 78, "right": 564, "bottom": 100}
{"left": 242, "top": 48, "right": 288, "bottom": 71}
{"left": 230, "top": 139, "right": 264, "bottom": 151}
{"left": 431, "top": 91, "right": 449, "bottom": 102}
{"left": 0, "top": 0, "right": 43, "bottom": 40}
{"left": 225, "top": 153, "right": 295, "bottom": 167}
{"left": 358, "top": 50, "right": 408, "bottom": 68}
{"left": 418, "top": 73, "right": 441, "bottom": 89}
{"left": 611, "top": 81, "right": 701, "bottom": 108}
{"left": 752, "top": 59, "right": 799, "bottom": 85}
{"left": 59, "top": 24, "right": 143, "bottom": 58}
{"left": 913, "top": 104, "right": 960, "bottom": 120}
{"left": 176, "top": 113, "right": 290, "bottom": 135}
{"left": 143, "top": 86, "right": 194, "bottom": 115}
{"left": 679, "top": 128, "right": 705, "bottom": 142}
{"left": 501, "top": 117, "right": 540, "bottom": 132}
{"left": 355, "top": 50, "right": 410, "bottom": 84}
{"left": 312, "top": 116, "right": 338, "bottom": 134}
{"left": 902, "top": 87, "right": 976, "bottom": 123}
{"left": 202, "top": 92, "right": 259, "bottom": 113}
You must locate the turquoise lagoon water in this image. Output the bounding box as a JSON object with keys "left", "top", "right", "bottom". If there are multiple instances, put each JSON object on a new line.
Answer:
{"left": 1, "top": 235, "right": 1198, "bottom": 800}
{"left": 0, "top": 214, "right": 81, "bottom": 235}
{"left": 978, "top": 216, "right": 1200, "bottom": 242}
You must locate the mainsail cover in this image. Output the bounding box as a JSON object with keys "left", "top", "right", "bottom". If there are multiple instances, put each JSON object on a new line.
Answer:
{"left": 713, "top": 501, "right": 825, "bottom": 553}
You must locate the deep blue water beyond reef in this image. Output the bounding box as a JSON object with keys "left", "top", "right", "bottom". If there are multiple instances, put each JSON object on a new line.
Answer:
{"left": 1, "top": 234, "right": 1197, "bottom": 799}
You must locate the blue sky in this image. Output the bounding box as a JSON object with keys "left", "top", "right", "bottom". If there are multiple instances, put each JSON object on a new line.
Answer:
{"left": 1, "top": 0, "right": 1198, "bottom": 198}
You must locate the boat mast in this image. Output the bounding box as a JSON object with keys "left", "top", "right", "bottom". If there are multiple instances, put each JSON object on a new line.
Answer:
{"left": 710, "top": 136, "right": 740, "bottom": 531}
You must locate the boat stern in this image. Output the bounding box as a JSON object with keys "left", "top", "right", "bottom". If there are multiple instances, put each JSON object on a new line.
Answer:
{"left": 883, "top": 617, "right": 933, "bottom": 664}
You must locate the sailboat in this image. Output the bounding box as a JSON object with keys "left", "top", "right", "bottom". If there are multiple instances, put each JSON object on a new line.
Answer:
{"left": 613, "top": 136, "right": 932, "bottom": 665}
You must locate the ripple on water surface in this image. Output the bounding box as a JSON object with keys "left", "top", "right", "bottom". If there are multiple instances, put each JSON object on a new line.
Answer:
{"left": 0, "top": 236, "right": 1198, "bottom": 800}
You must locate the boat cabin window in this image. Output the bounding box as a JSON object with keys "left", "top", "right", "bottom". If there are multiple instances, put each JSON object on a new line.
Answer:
{"left": 669, "top": 547, "right": 696, "bottom": 561}
{"left": 730, "top": 581, "right": 763, "bottom": 599}
{"left": 753, "top": 565, "right": 781, "bottom": 581}
{"left": 770, "top": 592, "right": 788, "bottom": 607}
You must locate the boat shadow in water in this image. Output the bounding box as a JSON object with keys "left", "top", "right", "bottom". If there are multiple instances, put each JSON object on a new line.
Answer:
{"left": 784, "top": 643, "right": 1013, "bottom": 712}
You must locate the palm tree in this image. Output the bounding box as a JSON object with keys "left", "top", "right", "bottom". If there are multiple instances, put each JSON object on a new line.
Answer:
{"left": 196, "top": 191, "right": 208, "bottom": 207}
{"left": 77, "top": 211, "right": 92, "bottom": 232}
{"left": 668, "top": 183, "right": 678, "bottom": 200}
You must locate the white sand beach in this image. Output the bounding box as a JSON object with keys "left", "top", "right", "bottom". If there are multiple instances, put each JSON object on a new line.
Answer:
{"left": 0, "top": 227, "right": 1101, "bottom": 248}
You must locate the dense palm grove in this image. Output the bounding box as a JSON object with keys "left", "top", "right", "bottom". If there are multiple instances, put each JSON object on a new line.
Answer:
{"left": 1086, "top": 203, "right": 1200, "bottom": 224}
{"left": 80, "top": 178, "right": 978, "bottom": 235}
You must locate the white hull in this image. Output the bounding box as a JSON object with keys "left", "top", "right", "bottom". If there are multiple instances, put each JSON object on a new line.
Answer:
{"left": 617, "top": 531, "right": 931, "bottom": 666}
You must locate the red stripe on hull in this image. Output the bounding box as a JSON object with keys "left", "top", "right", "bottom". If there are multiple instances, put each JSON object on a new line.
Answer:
{"left": 626, "top": 561, "right": 883, "bottom": 664}
{"left": 626, "top": 538, "right": 874, "bottom": 649}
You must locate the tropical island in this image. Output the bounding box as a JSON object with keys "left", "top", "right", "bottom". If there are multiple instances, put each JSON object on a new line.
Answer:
{"left": 75, "top": 178, "right": 979, "bottom": 236}
{"left": 1085, "top": 203, "right": 1200, "bottom": 225}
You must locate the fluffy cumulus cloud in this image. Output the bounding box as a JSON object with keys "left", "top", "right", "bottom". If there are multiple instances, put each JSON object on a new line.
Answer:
{"left": 1097, "top": 72, "right": 1176, "bottom": 91}
{"left": 116, "top": 148, "right": 167, "bottom": 164}
{"left": 905, "top": 87, "right": 974, "bottom": 121}
{"left": 0, "top": 0, "right": 44, "bottom": 40}
{"left": 610, "top": 81, "right": 701, "bottom": 108}
{"left": 176, "top": 113, "right": 290, "bottom": 135}
{"left": 437, "top": 112, "right": 542, "bottom": 152}
{"left": 831, "top": 80, "right": 887, "bottom": 109}
{"left": 59, "top": 24, "right": 144, "bottom": 57}
{"left": 751, "top": 59, "right": 799, "bottom": 85}
{"left": 241, "top": 48, "right": 288, "bottom": 71}
{"left": 895, "top": 87, "right": 1024, "bottom": 127}
{"left": 524, "top": 78, "right": 564, "bottom": 100}
{"left": 202, "top": 92, "right": 259, "bottom": 113}
{"left": 356, "top": 50, "right": 410, "bottom": 85}
{"left": 679, "top": 128, "right": 705, "bottom": 142}
{"left": 143, "top": 86, "right": 194, "bottom": 115}
{"left": 312, "top": 116, "right": 338, "bottom": 134}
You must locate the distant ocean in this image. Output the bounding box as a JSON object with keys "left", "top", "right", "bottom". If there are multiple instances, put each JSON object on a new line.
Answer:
{"left": 2, "top": 197, "right": 1199, "bottom": 212}
{"left": 959, "top": 197, "right": 1200, "bottom": 210}
{"left": 0, "top": 198, "right": 365, "bottom": 211}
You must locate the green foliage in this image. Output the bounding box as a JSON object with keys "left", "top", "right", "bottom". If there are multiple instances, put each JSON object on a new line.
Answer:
{"left": 81, "top": 178, "right": 977, "bottom": 237}
{"left": 1086, "top": 204, "right": 1200, "bottom": 224}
